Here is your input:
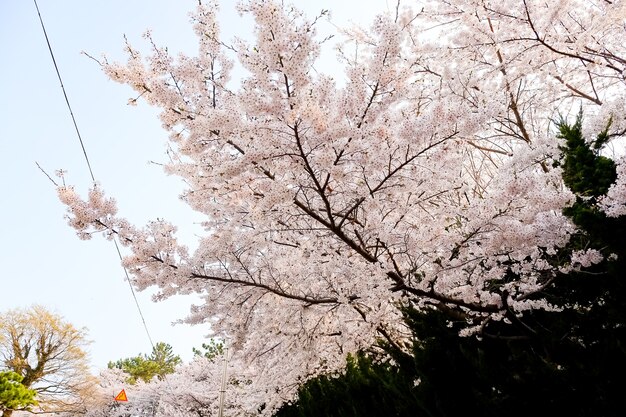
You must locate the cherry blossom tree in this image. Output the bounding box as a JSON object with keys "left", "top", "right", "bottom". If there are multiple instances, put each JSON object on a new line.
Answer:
{"left": 62, "top": 354, "right": 258, "bottom": 417}
{"left": 55, "top": 0, "right": 626, "bottom": 412}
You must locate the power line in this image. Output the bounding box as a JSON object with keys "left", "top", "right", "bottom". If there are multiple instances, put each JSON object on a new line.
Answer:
{"left": 113, "top": 238, "right": 156, "bottom": 349}
{"left": 33, "top": 0, "right": 156, "bottom": 353}
{"left": 33, "top": 0, "right": 95, "bottom": 183}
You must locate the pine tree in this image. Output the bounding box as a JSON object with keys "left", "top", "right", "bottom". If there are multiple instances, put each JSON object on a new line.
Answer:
{"left": 108, "top": 342, "right": 182, "bottom": 384}
{"left": 0, "top": 372, "right": 37, "bottom": 416}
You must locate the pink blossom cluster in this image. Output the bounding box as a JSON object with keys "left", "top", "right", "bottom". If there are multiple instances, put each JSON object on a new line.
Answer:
{"left": 56, "top": 0, "right": 626, "bottom": 412}
{"left": 601, "top": 156, "right": 626, "bottom": 217}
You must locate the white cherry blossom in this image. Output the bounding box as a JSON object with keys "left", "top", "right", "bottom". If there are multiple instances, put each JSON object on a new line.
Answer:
{"left": 56, "top": 0, "right": 626, "bottom": 413}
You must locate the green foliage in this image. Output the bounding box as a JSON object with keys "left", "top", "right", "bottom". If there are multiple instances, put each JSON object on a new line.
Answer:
{"left": 273, "top": 117, "right": 626, "bottom": 417}
{"left": 557, "top": 111, "right": 618, "bottom": 247}
{"left": 550, "top": 113, "right": 626, "bottom": 341}
{"left": 192, "top": 339, "right": 224, "bottom": 361}
{"left": 274, "top": 353, "right": 425, "bottom": 417}
{"left": 0, "top": 371, "right": 37, "bottom": 412}
{"left": 401, "top": 307, "right": 626, "bottom": 417}
{"left": 558, "top": 111, "right": 616, "bottom": 197}
{"left": 108, "top": 342, "right": 181, "bottom": 384}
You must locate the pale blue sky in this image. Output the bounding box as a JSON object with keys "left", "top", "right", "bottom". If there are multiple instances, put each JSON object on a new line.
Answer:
{"left": 0, "top": 0, "right": 391, "bottom": 371}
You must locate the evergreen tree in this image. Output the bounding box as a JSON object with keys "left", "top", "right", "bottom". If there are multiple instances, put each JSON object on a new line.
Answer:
{"left": 192, "top": 339, "right": 224, "bottom": 361}
{"left": 0, "top": 372, "right": 37, "bottom": 415}
{"left": 108, "top": 342, "right": 181, "bottom": 384}
{"left": 274, "top": 353, "right": 426, "bottom": 417}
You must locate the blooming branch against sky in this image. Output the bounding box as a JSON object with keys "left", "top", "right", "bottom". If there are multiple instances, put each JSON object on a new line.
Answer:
{"left": 0, "top": 0, "right": 389, "bottom": 370}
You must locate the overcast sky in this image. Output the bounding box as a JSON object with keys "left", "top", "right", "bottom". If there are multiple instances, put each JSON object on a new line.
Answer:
{"left": 0, "top": 0, "right": 391, "bottom": 371}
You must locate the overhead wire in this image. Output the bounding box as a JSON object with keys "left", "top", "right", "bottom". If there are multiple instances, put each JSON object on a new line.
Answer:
{"left": 33, "top": 0, "right": 156, "bottom": 353}
{"left": 33, "top": 0, "right": 95, "bottom": 183}
{"left": 33, "top": 3, "right": 227, "bottom": 412}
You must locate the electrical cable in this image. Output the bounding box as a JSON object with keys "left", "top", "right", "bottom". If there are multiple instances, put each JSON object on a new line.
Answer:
{"left": 33, "top": 3, "right": 220, "bottom": 412}
{"left": 33, "top": 0, "right": 157, "bottom": 353}
{"left": 33, "top": 0, "right": 95, "bottom": 183}
{"left": 113, "top": 238, "right": 156, "bottom": 349}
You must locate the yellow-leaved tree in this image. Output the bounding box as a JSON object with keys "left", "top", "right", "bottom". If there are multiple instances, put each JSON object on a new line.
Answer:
{"left": 0, "top": 306, "right": 96, "bottom": 417}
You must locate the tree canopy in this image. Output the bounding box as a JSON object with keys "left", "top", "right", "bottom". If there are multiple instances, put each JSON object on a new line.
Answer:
{"left": 55, "top": 0, "right": 626, "bottom": 414}
{"left": 0, "top": 306, "right": 95, "bottom": 417}
{"left": 108, "top": 342, "right": 181, "bottom": 384}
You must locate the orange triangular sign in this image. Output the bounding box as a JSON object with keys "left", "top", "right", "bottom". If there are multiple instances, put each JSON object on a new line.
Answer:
{"left": 114, "top": 389, "right": 128, "bottom": 402}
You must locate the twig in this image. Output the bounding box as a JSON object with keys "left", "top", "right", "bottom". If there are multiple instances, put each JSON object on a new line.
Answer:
{"left": 36, "top": 162, "right": 59, "bottom": 187}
